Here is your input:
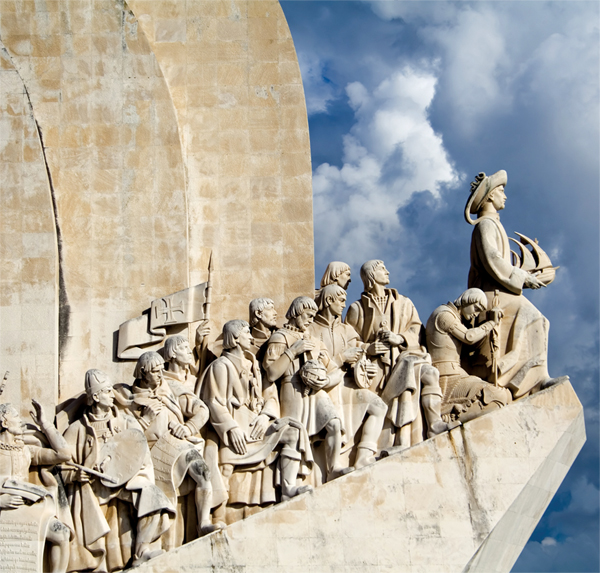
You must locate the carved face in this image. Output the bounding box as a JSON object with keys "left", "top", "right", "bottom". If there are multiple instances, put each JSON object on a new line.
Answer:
{"left": 144, "top": 363, "right": 164, "bottom": 389}
{"left": 328, "top": 293, "right": 347, "bottom": 317}
{"left": 237, "top": 325, "right": 254, "bottom": 352}
{"left": 172, "top": 341, "right": 194, "bottom": 367}
{"left": 461, "top": 303, "right": 486, "bottom": 323}
{"left": 1, "top": 407, "right": 24, "bottom": 437}
{"left": 336, "top": 269, "right": 351, "bottom": 289}
{"left": 292, "top": 309, "right": 316, "bottom": 332}
{"left": 257, "top": 304, "right": 277, "bottom": 329}
{"left": 489, "top": 185, "right": 506, "bottom": 211}
{"left": 373, "top": 263, "right": 390, "bottom": 287}
{"left": 93, "top": 386, "right": 115, "bottom": 409}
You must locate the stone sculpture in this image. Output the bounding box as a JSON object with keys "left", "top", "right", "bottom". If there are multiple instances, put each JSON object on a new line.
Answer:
{"left": 263, "top": 297, "right": 352, "bottom": 482}
{"left": 465, "top": 171, "right": 565, "bottom": 396}
{"left": 248, "top": 298, "right": 279, "bottom": 357}
{"left": 163, "top": 335, "right": 200, "bottom": 391}
{"left": 319, "top": 261, "right": 352, "bottom": 290}
{"left": 309, "top": 285, "right": 387, "bottom": 469}
{"left": 345, "top": 260, "right": 450, "bottom": 450}
{"left": 425, "top": 288, "right": 512, "bottom": 423}
{"left": 199, "top": 320, "right": 312, "bottom": 524}
{"left": 0, "top": 400, "right": 71, "bottom": 573}
{"left": 124, "top": 353, "right": 223, "bottom": 546}
{"left": 62, "top": 370, "right": 174, "bottom": 571}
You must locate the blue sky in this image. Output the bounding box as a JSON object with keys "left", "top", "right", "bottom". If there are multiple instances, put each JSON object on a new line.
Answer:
{"left": 281, "top": 2, "right": 600, "bottom": 571}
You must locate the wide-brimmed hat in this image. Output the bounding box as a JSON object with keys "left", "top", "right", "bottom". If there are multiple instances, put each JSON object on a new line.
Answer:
{"left": 464, "top": 170, "right": 507, "bottom": 225}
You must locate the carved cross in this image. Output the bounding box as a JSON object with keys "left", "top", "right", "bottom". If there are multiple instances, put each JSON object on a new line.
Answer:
{"left": 156, "top": 297, "right": 185, "bottom": 324}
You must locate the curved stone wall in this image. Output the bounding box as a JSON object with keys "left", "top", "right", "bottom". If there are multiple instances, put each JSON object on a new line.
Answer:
{"left": 0, "top": 0, "right": 313, "bottom": 402}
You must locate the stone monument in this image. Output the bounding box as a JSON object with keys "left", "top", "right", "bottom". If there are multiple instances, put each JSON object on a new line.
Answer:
{"left": 0, "top": 2, "right": 585, "bottom": 572}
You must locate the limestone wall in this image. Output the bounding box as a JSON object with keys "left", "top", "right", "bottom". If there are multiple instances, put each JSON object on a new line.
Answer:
{"left": 0, "top": 0, "right": 314, "bottom": 404}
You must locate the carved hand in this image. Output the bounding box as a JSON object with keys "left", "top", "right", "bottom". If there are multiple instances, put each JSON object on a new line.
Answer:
{"left": 290, "top": 339, "right": 316, "bottom": 357}
{"left": 379, "top": 330, "right": 404, "bottom": 347}
{"left": 170, "top": 422, "right": 191, "bottom": 439}
{"left": 249, "top": 414, "right": 270, "bottom": 440}
{"left": 524, "top": 273, "right": 545, "bottom": 290}
{"left": 342, "top": 347, "right": 363, "bottom": 365}
{"left": 0, "top": 494, "right": 24, "bottom": 509}
{"left": 195, "top": 319, "right": 211, "bottom": 346}
{"left": 143, "top": 401, "right": 163, "bottom": 421}
{"left": 367, "top": 341, "right": 389, "bottom": 356}
{"left": 365, "top": 363, "right": 378, "bottom": 379}
{"left": 228, "top": 427, "right": 247, "bottom": 455}
{"left": 76, "top": 468, "right": 91, "bottom": 484}
{"left": 29, "top": 398, "right": 46, "bottom": 428}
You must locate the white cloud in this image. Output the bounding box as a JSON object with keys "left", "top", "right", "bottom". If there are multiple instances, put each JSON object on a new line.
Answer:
{"left": 297, "top": 51, "right": 337, "bottom": 115}
{"left": 313, "top": 66, "right": 459, "bottom": 267}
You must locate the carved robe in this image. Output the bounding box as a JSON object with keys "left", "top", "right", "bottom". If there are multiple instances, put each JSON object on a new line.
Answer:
{"left": 426, "top": 302, "right": 511, "bottom": 421}
{"left": 63, "top": 407, "right": 173, "bottom": 573}
{"left": 468, "top": 214, "right": 550, "bottom": 396}
{"left": 346, "top": 288, "right": 438, "bottom": 448}
{"left": 200, "top": 350, "right": 312, "bottom": 506}
{"left": 308, "top": 315, "right": 385, "bottom": 450}
{"left": 345, "top": 288, "right": 423, "bottom": 392}
{"left": 264, "top": 326, "right": 339, "bottom": 437}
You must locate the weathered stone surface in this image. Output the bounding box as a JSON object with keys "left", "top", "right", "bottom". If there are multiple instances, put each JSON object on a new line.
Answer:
{"left": 0, "top": 0, "right": 314, "bottom": 403}
{"left": 0, "top": 47, "right": 59, "bottom": 412}
{"left": 131, "top": 380, "right": 585, "bottom": 573}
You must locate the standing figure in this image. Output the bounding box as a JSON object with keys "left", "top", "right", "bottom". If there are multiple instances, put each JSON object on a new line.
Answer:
{"left": 426, "top": 288, "right": 512, "bottom": 423}
{"left": 0, "top": 401, "right": 71, "bottom": 573}
{"left": 263, "top": 296, "right": 352, "bottom": 481}
{"left": 346, "top": 260, "right": 449, "bottom": 450}
{"left": 128, "top": 352, "right": 224, "bottom": 547}
{"left": 200, "top": 320, "right": 312, "bottom": 524}
{"left": 465, "top": 171, "right": 564, "bottom": 397}
{"left": 309, "top": 285, "right": 387, "bottom": 469}
{"left": 319, "top": 261, "right": 352, "bottom": 290}
{"left": 63, "top": 370, "right": 173, "bottom": 572}
{"left": 248, "top": 298, "right": 278, "bottom": 358}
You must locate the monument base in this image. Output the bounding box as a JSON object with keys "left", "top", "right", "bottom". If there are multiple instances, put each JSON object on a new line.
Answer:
{"left": 131, "top": 380, "right": 584, "bottom": 573}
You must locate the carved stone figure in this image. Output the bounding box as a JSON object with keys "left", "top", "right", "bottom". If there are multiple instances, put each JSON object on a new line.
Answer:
{"left": 319, "top": 261, "right": 352, "bottom": 290}
{"left": 346, "top": 260, "right": 449, "bottom": 450}
{"left": 309, "top": 285, "right": 386, "bottom": 468}
{"left": 248, "top": 298, "right": 278, "bottom": 357}
{"left": 163, "top": 335, "right": 199, "bottom": 391}
{"left": 62, "top": 370, "right": 174, "bottom": 572}
{"left": 126, "top": 353, "right": 224, "bottom": 545}
{"left": 264, "top": 297, "right": 352, "bottom": 481}
{"left": 425, "top": 288, "right": 512, "bottom": 423}
{"left": 465, "top": 171, "right": 564, "bottom": 397}
{"left": 199, "top": 320, "right": 312, "bottom": 523}
{"left": 0, "top": 401, "right": 71, "bottom": 573}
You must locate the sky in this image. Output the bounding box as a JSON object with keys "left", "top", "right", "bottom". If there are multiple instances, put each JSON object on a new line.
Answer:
{"left": 281, "top": 1, "right": 600, "bottom": 571}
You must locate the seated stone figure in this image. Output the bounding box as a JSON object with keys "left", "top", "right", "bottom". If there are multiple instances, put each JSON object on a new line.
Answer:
{"left": 63, "top": 370, "right": 174, "bottom": 572}
{"left": 0, "top": 400, "right": 71, "bottom": 573}
{"left": 465, "top": 170, "right": 565, "bottom": 397}
{"left": 263, "top": 296, "right": 352, "bottom": 482}
{"left": 200, "top": 320, "right": 312, "bottom": 524}
{"left": 346, "top": 260, "right": 450, "bottom": 450}
{"left": 426, "top": 288, "right": 512, "bottom": 423}
{"left": 308, "top": 284, "right": 387, "bottom": 469}
{"left": 125, "top": 353, "right": 224, "bottom": 547}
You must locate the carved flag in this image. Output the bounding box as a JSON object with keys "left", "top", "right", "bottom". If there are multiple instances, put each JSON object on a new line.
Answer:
{"left": 117, "top": 282, "right": 209, "bottom": 360}
{"left": 149, "top": 283, "right": 209, "bottom": 334}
